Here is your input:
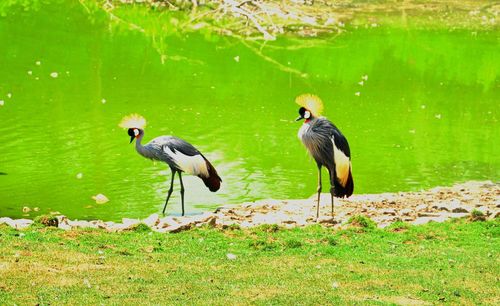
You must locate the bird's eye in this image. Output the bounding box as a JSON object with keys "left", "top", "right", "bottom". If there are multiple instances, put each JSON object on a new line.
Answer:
{"left": 304, "top": 111, "right": 311, "bottom": 119}
{"left": 133, "top": 129, "right": 139, "bottom": 136}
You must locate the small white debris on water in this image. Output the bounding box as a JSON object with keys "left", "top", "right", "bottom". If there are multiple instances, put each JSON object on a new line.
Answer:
{"left": 233, "top": 56, "right": 240, "bottom": 62}
{"left": 66, "top": 71, "right": 70, "bottom": 75}
{"left": 358, "top": 80, "right": 364, "bottom": 86}
{"left": 0, "top": 100, "right": 4, "bottom": 106}
{"left": 409, "top": 129, "right": 416, "bottom": 134}
{"left": 76, "top": 173, "right": 83, "bottom": 179}
{"left": 35, "top": 77, "right": 39, "bottom": 80}
{"left": 7, "top": 93, "right": 12, "bottom": 98}
{"left": 371, "top": 23, "right": 378, "bottom": 27}
{"left": 421, "top": 105, "right": 426, "bottom": 109}
{"left": 92, "top": 194, "right": 109, "bottom": 204}
{"left": 355, "top": 92, "right": 361, "bottom": 96}
{"left": 50, "top": 72, "right": 59, "bottom": 78}
{"left": 226, "top": 253, "right": 237, "bottom": 260}
{"left": 27, "top": 70, "right": 33, "bottom": 75}
{"left": 362, "top": 75, "right": 368, "bottom": 81}
{"left": 35, "top": 61, "right": 41, "bottom": 66}
{"left": 435, "top": 114, "right": 442, "bottom": 119}
{"left": 101, "top": 98, "right": 106, "bottom": 104}
{"left": 33, "top": 207, "right": 40, "bottom": 212}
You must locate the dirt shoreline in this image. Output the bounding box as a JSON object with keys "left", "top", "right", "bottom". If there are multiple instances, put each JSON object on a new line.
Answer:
{"left": 1, "top": 180, "right": 498, "bottom": 232}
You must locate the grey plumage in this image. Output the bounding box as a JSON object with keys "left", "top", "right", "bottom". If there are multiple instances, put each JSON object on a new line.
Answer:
{"left": 129, "top": 128, "right": 221, "bottom": 216}
{"left": 297, "top": 109, "right": 354, "bottom": 219}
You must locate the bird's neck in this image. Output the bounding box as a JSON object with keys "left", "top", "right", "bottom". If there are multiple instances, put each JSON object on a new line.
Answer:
{"left": 134, "top": 133, "right": 148, "bottom": 157}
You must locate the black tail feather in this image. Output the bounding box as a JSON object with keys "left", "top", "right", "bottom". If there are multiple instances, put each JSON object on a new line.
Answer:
{"left": 333, "top": 167, "right": 354, "bottom": 198}
{"left": 200, "top": 158, "right": 222, "bottom": 192}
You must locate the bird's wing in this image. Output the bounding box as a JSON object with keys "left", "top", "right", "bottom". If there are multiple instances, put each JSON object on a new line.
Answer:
{"left": 155, "top": 136, "right": 209, "bottom": 177}
{"left": 331, "top": 127, "right": 351, "bottom": 158}
{"left": 160, "top": 136, "right": 202, "bottom": 156}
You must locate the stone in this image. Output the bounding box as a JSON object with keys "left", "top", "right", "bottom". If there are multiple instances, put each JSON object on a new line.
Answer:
{"left": 412, "top": 216, "right": 449, "bottom": 225}
{"left": 165, "top": 223, "right": 192, "bottom": 233}
{"left": 7, "top": 219, "right": 33, "bottom": 229}
{"left": 415, "top": 204, "right": 427, "bottom": 211}
{"left": 399, "top": 208, "right": 413, "bottom": 216}
{"left": 142, "top": 213, "right": 160, "bottom": 228}
{"left": 0, "top": 217, "right": 13, "bottom": 225}
{"left": 122, "top": 218, "right": 141, "bottom": 227}
{"left": 417, "top": 212, "right": 441, "bottom": 217}
{"left": 381, "top": 209, "right": 397, "bottom": 216}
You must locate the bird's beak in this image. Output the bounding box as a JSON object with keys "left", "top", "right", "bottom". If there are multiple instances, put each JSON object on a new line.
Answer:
{"left": 129, "top": 136, "right": 135, "bottom": 144}
{"left": 295, "top": 116, "right": 304, "bottom": 121}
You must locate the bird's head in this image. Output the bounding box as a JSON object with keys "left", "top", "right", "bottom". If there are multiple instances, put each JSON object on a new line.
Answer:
{"left": 295, "top": 94, "right": 323, "bottom": 122}
{"left": 119, "top": 114, "right": 147, "bottom": 144}
{"left": 296, "top": 107, "right": 312, "bottom": 122}
{"left": 127, "top": 128, "right": 143, "bottom": 144}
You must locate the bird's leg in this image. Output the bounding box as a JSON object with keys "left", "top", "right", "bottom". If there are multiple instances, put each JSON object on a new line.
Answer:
{"left": 316, "top": 165, "right": 322, "bottom": 220}
{"left": 178, "top": 171, "right": 185, "bottom": 216}
{"left": 331, "top": 192, "right": 335, "bottom": 217}
{"left": 162, "top": 169, "right": 176, "bottom": 215}
{"left": 328, "top": 169, "right": 335, "bottom": 218}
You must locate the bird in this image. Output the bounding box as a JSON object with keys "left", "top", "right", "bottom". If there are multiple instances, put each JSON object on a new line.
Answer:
{"left": 295, "top": 94, "right": 354, "bottom": 219}
{"left": 119, "top": 114, "right": 222, "bottom": 216}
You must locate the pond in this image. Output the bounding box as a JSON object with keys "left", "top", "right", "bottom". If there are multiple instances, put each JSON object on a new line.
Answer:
{"left": 0, "top": 2, "right": 498, "bottom": 220}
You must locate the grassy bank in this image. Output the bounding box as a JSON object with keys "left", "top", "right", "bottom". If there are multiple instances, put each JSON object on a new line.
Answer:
{"left": 1, "top": 219, "right": 498, "bottom": 304}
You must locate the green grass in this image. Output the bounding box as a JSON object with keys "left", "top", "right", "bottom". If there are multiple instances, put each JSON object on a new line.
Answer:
{"left": 0, "top": 220, "right": 499, "bottom": 305}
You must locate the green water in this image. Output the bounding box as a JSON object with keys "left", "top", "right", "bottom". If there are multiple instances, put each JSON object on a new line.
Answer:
{"left": 0, "top": 2, "right": 498, "bottom": 220}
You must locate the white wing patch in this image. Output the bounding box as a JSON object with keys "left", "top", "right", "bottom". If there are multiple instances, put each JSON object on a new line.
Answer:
{"left": 332, "top": 137, "right": 351, "bottom": 186}
{"left": 163, "top": 146, "right": 209, "bottom": 177}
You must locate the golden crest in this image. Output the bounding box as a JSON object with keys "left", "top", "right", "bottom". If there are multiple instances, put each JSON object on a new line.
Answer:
{"left": 119, "top": 113, "right": 147, "bottom": 129}
{"left": 295, "top": 94, "right": 324, "bottom": 117}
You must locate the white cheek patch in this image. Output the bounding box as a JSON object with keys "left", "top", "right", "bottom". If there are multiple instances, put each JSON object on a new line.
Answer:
{"left": 304, "top": 111, "right": 311, "bottom": 119}
{"left": 134, "top": 129, "right": 139, "bottom": 136}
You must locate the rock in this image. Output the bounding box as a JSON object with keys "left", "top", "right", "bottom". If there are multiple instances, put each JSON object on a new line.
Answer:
{"left": 381, "top": 209, "right": 397, "bottom": 216}
{"left": 58, "top": 221, "right": 71, "bottom": 230}
{"left": 158, "top": 216, "right": 180, "bottom": 229}
{"left": 415, "top": 204, "right": 427, "bottom": 211}
{"left": 451, "top": 206, "right": 470, "bottom": 214}
{"left": 0, "top": 217, "right": 13, "bottom": 225}
{"left": 317, "top": 216, "right": 337, "bottom": 225}
{"left": 6, "top": 219, "right": 33, "bottom": 229}
{"left": 164, "top": 223, "right": 192, "bottom": 233}
{"left": 412, "top": 216, "right": 449, "bottom": 225}
{"left": 399, "top": 208, "right": 413, "bottom": 216}
{"left": 68, "top": 220, "right": 97, "bottom": 229}
{"left": 122, "top": 218, "right": 141, "bottom": 228}
{"left": 142, "top": 213, "right": 160, "bottom": 228}
{"left": 417, "top": 212, "right": 441, "bottom": 217}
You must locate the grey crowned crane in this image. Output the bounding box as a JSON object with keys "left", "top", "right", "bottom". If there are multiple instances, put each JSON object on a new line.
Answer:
{"left": 119, "top": 114, "right": 222, "bottom": 216}
{"left": 295, "top": 94, "right": 354, "bottom": 219}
